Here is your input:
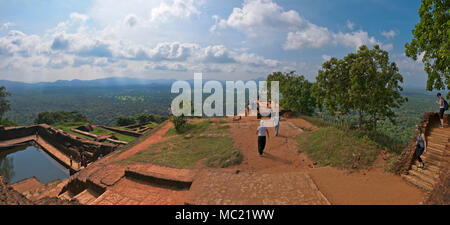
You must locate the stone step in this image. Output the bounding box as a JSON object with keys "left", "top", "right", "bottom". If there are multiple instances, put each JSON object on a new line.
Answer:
{"left": 422, "top": 153, "right": 447, "bottom": 164}
{"left": 414, "top": 161, "right": 440, "bottom": 174}
{"left": 426, "top": 142, "right": 447, "bottom": 150}
{"left": 421, "top": 157, "right": 441, "bottom": 167}
{"left": 73, "top": 189, "right": 99, "bottom": 205}
{"left": 428, "top": 131, "right": 450, "bottom": 139}
{"left": 426, "top": 146, "right": 445, "bottom": 155}
{"left": 426, "top": 135, "right": 449, "bottom": 142}
{"left": 410, "top": 165, "right": 440, "bottom": 179}
{"left": 401, "top": 174, "right": 433, "bottom": 192}
{"left": 89, "top": 190, "right": 124, "bottom": 205}
{"left": 422, "top": 151, "right": 444, "bottom": 160}
{"left": 58, "top": 191, "right": 74, "bottom": 201}
{"left": 408, "top": 169, "right": 437, "bottom": 185}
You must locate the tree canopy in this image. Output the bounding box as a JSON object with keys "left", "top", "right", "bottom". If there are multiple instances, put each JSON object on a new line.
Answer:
{"left": 405, "top": 0, "right": 449, "bottom": 96}
{"left": 0, "top": 86, "right": 11, "bottom": 123}
{"left": 34, "top": 111, "right": 89, "bottom": 125}
{"left": 313, "top": 45, "right": 407, "bottom": 130}
{"left": 266, "top": 71, "right": 316, "bottom": 115}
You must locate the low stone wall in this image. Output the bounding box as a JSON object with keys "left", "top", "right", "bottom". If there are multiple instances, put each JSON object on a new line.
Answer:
{"left": 37, "top": 124, "right": 116, "bottom": 161}
{"left": 98, "top": 125, "right": 142, "bottom": 137}
{"left": 392, "top": 112, "right": 447, "bottom": 175}
{"left": 0, "top": 124, "right": 116, "bottom": 162}
{"left": 0, "top": 126, "right": 36, "bottom": 141}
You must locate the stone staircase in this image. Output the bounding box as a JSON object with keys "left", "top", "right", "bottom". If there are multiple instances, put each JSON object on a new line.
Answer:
{"left": 401, "top": 126, "right": 449, "bottom": 192}
{"left": 56, "top": 164, "right": 194, "bottom": 205}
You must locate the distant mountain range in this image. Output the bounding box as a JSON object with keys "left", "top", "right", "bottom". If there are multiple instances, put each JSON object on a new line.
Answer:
{"left": 0, "top": 76, "right": 268, "bottom": 89}
{"left": 0, "top": 77, "right": 177, "bottom": 88}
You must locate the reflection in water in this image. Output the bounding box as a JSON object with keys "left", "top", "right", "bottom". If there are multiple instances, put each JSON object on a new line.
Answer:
{"left": 0, "top": 156, "right": 15, "bottom": 182}
{"left": 0, "top": 144, "right": 69, "bottom": 184}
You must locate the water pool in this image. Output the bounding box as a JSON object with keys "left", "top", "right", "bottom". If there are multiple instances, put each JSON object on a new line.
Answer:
{"left": 0, "top": 144, "right": 70, "bottom": 184}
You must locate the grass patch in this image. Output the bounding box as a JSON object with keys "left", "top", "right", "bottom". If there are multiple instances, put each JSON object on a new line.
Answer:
{"left": 298, "top": 115, "right": 335, "bottom": 128}
{"left": 91, "top": 127, "right": 137, "bottom": 143}
{"left": 53, "top": 122, "right": 95, "bottom": 140}
{"left": 297, "top": 127, "right": 379, "bottom": 170}
{"left": 299, "top": 115, "right": 403, "bottom": 154}
{"left": 118, "top": 119, "right": 242, "bottom": 169}
{"left": 111, "top": 120, "right": 168, "bottom": 158}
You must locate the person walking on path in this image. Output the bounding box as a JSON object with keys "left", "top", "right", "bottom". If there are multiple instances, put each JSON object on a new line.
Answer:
{"left": 69, "top": 155, "right": 73, "bottom": 167}
{"left": 256, "top": 120, "right": 270, "bottom": 156}
{"left": 274, "top": 115, "right": 280, "bottom": 136}
{"left": 415, "top": 125, "right": 427, "bottom": 169}
{"left": 436, "top": 93, "right": 447, "bottom": 128}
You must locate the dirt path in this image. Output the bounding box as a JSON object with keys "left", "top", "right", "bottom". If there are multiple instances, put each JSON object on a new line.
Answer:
{"left": 228, "top": 116, "right": 426, "bottom": 204}
{"left": 113, "top": 122, "right": 173, "bottom": 161}
{"left": 229, "top": 117, "right": 313, "bottom": 173}
{"left": 309, "top": 167, "right": 425, "bottom": 204}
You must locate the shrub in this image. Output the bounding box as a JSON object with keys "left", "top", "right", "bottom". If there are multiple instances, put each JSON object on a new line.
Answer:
{"left": 171, "top": 115, "right": 187, "bottom": 132}
{"left": 116, "top": 116, "right": 136, "bottom": 126}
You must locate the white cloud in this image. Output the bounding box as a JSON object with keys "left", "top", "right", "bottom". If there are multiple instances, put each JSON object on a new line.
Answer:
{"left": 212, "top": 0, "right": 303, "bottom": 36}
{"left": 0, "top": 30, "right": 45, "bottom": 57}
{"left": 381, "top": 30, "right": 397, "bottom": 39}
{"left": 124, "top": 14, "right": 138, "bottom": 27}
{"left": 69, "top": 12, "right": 89, "bottom": 23}
{"left": 0, "top": 22, "right": 15, "bottom": 30}
{"left": 285, "top": 28, "right": 384, "bottom": 50}
{"left": 235, "top": 53, "right": 280, "bottom": 67}
{"left": 150, "top": 0, "right": 202, "bottom": 22}
{"left": 333, "top": 30, "right": 379, "bottom": 50}
{"left": 346, "top": 20, "right": 354, "bottom": 30}
{"left": 284, "top": 23, "right": 331, "bottom": 49}
{"left": 215, "top": 0, "right": 387, "bottom": 52}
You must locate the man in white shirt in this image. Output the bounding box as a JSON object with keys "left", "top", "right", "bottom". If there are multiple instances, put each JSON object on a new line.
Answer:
{"left": 256, "top": 120, "right": 270, "bottom": 156}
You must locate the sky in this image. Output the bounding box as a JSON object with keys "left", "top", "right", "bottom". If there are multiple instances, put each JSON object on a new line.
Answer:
{"left": 0, "top": 0, "right": 428, "bottom": 88}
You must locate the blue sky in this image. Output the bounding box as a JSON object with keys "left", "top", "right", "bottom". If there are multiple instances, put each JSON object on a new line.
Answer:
{"left": 0, "top": 0, "right": 427, "bottom": 88}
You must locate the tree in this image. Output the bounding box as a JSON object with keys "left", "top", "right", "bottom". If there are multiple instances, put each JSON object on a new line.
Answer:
{"left": 405, "top": 0, "right": 449, "bottom": 96}
{"left": 115, "top": 116, "right": 136, "bottom": 126}
{"left": 136, "top": 113, "right": 155, "bottom": 124}
{"left": 171, "top": 114, "right": 187, "bottom": 132}
{"left": 0, "top": 86, "right": 11, "bottom": 123}
{"left": 313, "top": 57, "right": 353, "bottom": 118}
{"left": 34, "top": 111, "right": 89, "bottom": 125}
{"left": 266, "top": 71, "right": 316, "bottom": 115}
{"left": 313, "top": 45, "right": 407, "bottom": 130}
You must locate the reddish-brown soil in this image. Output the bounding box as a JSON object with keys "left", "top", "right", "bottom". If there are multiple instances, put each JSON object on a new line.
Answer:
{"left": 227, "top": 116, "right": 426, "bottom": 205}
{"left": 113, "top": 122, "right": 173, "bottom": 161}
{"left": 228, "top": 117, "right": 313, "bottom": 173}
{"left": 309, "top": 167, "right": 425, "bottom": 205}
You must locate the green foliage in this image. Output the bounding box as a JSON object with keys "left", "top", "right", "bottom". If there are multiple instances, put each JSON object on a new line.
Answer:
{"left": 313, "top": 45, "right": 407, "bottom": 130}
{"left": 297, "top": 127, "right": 379, "bottom": 169}
{"left": 266, "top": 71, "right": 316, "bottom": 115}
{"left": 136, "top": 113, "right": 154, "bottom": 124}
{"left": 0, "top": 118, "right": 18, "bottom": 126}
{"left": 4, "top": 85, "right": 173, "bottom": 126}
{"left": 0, "top": 86, "right": 11, "bottom": 122}
{"left": 171, "top": 115, "right": 187, "bottom": 132}
{"left": 405, "top": 0, "right": 449, "bottom": 96}
{"left": 34, "top": 111, "right": 89, "bottom": 125}
{"left": 136, "top": 113, "right": 168, "bottom": 124}
{"left": 115, "top": 116, "right": 136, "bottom": 126}
{"left": 118, "top": 120, "right": 242, "bottom": 168}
